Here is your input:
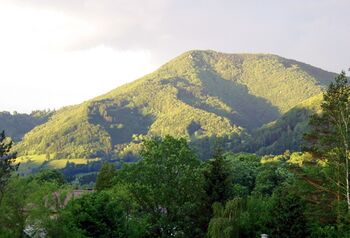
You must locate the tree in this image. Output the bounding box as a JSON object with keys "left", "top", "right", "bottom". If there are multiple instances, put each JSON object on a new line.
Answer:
{"left": 304, "top": 71, "right": 350, "bottom": 212}
{"left": 203, "top": 145, "right": 231, "bottom": 205}
{"left": 55, "top": 191, "right": 129, "bottom": 238}
{"left": 0, "top": 176, "right": 60, "bottom": 237}
{"left": 269, "top": 187, "right": 308, "bottom": 238}
{"left": 253, "top": 160, "right": 289, "bottom": 196}
{"left": 207, "top": 196, "right": 271, "bottom": 238}
{"left": 0, "top": 130, "right": 17, "bottom": 205}
{"left": 227, "top": 153, "right": 261, "bottom": 197}
{"left": 119, "top": 136, "right": 205, "bottom": 237}
{"left": 207, "top": 198, "right": 246, "bottom": 238}
{"left": 34, "top": 169, "right": 66, "bottom": 186}
{"left": 201, "top": 145, "right": 232, "bottom": 233}
{"left": 95, "top": 162, "right": 116, "bottom": 191}
{"left": 0, "top": 177, "right": 36, "bottom": 237}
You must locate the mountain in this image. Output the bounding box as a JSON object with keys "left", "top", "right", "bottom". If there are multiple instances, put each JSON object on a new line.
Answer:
{"left": 14, "top": 50, "right": 336, "bottom": 161}
{"left": 0, "top": 110, "right": 52, "bottom": 141}
{"left": 237, "top": 93, "right": 323, "bottom": 155}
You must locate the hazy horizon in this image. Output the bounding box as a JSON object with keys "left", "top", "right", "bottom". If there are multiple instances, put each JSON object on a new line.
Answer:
{"left": 1, "top": 0, "right": 349, "bottom": 113}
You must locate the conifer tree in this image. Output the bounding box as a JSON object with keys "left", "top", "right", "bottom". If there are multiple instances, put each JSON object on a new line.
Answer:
{"left": 203, "top": 145, "right": 231, "bottom": 205}
{"left": 0, "top": 130, "right": 17, "bottom": 205}
{"left": 305, "top": 71, "right": 350, "bottom": 212}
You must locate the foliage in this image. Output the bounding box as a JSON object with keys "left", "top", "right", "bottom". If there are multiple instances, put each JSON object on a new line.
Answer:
{"left": 0, "top": 131, "right": 17, "bottom": 205}
{"left": 253, "top": 160, "right": 290, "bottom": 196}
{"left": 207, "top": 198, "right": 247, "bottom": 238}
{"left": 14, "top": 50, "right": 335, "bottom": 164}
{"left": 207, "top": 196, "right": 272, "bottom": 238}
{"left": 55, "top": 191, "right": 130, "bottom": 238}
{"left": 268, "top": 187, "right": 308, "bottom": 238}
{"left": 304, "top": 71, "right": 350, "bottom": 212}
{"left": 239, "top": 94, "right": 323, "bottom": 155}
{"left": 117, "top": 136, "right": 205, "bottom": 237}
{"left": 1, "top": 51, "right": 346, "bottom": 237}
{"left": 203, "top": 148, "right": 231, "bottom": 205}
{"left": 0, "top": 110, "right": 52, "bottom": 141}
{"left": 201, "top": 146, "right": 233, "bottom": 233}
{"left": 60, "top": 160, "right": 104, "bottom": 183}
{"left": 15, "top": 104, "right": 113, "bottom": 160}
{"left": 33, "top": 169, "right": 66, "bottom": 186}
{"left": 0, "top": 176, "right": 62, "bottom": 237}
{"left": 226, "top": 153, "right": 261, "bottom": 197}
{"left": 95, "top": 162, "right": 116, "bottom": 191}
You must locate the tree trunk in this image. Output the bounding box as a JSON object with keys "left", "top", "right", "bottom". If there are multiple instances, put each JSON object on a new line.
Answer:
{"left": 337, "top": 161, "right": 341, "bottom": 223}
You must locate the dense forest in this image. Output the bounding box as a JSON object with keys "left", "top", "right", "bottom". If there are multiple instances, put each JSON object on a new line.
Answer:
{"left": 14, "top": 51, "right": 335, "bottom": 161}
{"left": 0, "top": 110, "right": 52, "bottom": 142}
{"left": 1, "top": 72, "right": 350, "bottom": 237}
{"left": 7, "top": 51, "right": 338, "bottom": 183}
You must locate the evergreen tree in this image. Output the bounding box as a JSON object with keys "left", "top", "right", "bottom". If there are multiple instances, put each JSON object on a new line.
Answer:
{"left": 0, "top": 130, "right": 17, "bottom": 205}
{"left": 304, "top": 71, "right": 350, "bottom": 212}
{"left": 201, "top": 145, "right": 232, "bottom": 233}
{"left": 203, "top": 146, "right": 231, "bottom": 205}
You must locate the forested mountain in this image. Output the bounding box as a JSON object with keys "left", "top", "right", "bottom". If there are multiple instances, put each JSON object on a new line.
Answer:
{"left": 3, "top": 85, "right": 350, "bottom": 237}
{"left": 238, "top": 94, "right": 323, "bottom": 155}
{"left": 14, "top": 50, "right": 336, "bottom": 161}
{"left": 0, "top": 110, "right": 52, "bottom": 141}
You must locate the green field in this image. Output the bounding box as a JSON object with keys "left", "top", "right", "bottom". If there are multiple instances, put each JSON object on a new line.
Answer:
{"left": 16, "top": 154, "right": 101, "bottom": 174}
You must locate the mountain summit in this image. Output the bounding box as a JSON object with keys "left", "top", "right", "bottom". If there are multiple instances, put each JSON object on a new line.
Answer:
{"left": 15, "top": 50, "right": 336, "bottom": 160}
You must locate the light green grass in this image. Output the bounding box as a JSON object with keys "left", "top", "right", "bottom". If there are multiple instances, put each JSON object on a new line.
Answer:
{"left": 47, "top": 158, "right": 100, "bottom": 169}
{"left": 16, "top": 154, "right": 47, "bottom": 165}
{"left": 16, "top": 154, "right": 101, "bottom": 174}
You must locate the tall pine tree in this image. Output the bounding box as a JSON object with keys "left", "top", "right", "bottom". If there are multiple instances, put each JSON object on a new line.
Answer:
{"left": 305, "top": 71, "right": 350, "bottom": 212}
{"left": 203, "top": 146, "right": 231, "bottom": 205}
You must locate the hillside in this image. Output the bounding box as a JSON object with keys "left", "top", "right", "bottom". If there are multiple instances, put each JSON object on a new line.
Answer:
{"left": 237, "top": 94, "right": 323, "bottom": 155}
{"left": 14, "top": 50, "right": 336, "bottom": 161}
{"left": 0, "top": 110, "right": 52, "bottom": 141}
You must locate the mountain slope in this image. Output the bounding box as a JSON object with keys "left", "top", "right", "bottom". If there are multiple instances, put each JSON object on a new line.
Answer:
{"left": 15, "top": 50, "right": 336, "bottom": 160}
{"left": 0, "top": 110, "right": 52, "bottom": 141}
{"left": 237, "top": 94, "right": 323, "bottom": 155}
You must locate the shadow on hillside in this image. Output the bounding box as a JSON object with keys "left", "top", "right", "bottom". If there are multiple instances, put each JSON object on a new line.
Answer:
{"left": 236, "top": 106, "right": 314, "bottom": 155}
{"left": 88, "top": 99, "right": 154, "bottom": 145}
{"left": 176, "top": 71, "right": 281, "bottom": 130}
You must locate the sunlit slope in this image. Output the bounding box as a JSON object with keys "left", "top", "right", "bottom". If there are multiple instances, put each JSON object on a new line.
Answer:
{"left": 15, "top": 50, "right": 336, "bottom": 159}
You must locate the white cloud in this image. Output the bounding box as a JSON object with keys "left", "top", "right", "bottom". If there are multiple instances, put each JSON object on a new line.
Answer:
{"left": 0, "top": 2, "right": 157, "bottom": 112}
{"left": 0, "top": 0, "right": 349, "bottom": 112}
{"left": 0, "top": 44, "right": 156, "bottom": 112}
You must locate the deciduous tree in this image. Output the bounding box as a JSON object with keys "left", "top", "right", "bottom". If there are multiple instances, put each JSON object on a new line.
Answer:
{"left": 120, "top": 136, "right": 205, "bottom": 237}
{"left": 95, "top": 162, "right": 116, "bottom": 191}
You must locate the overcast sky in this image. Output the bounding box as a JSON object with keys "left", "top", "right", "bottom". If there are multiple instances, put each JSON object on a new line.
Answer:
{"left": 1, "top": 0, "right": 349, "bottom": 113}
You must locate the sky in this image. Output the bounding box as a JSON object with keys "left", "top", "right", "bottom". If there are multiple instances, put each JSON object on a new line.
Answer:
{"left": 0, "top": 0, "right": 349, "bottom": 113}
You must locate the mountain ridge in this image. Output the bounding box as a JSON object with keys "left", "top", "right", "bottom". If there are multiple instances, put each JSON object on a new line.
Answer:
{"left": 13, "top": 50, "right": 336, "bottom": 161}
